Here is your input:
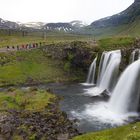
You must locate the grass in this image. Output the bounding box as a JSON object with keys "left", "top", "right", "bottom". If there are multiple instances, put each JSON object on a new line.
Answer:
{"left": 0, "top": 49, "right": 84, "bottom": 87}
{"left": 0, "top": 35, "right": 45, "bottom": 48}
{"left": 88, "top": 19, "right": 140, "bottom": 39}
{"left": 72, "top": 122, "right": 140, "bottom": 140}
{"left": 0, "top": 88, "right": 55, "bottom": 111}
{"left": 0, "top": 30, "right": 92, "bottom": 48}
{"left": 98, "top": 36, "right": 135, "bottom": 50}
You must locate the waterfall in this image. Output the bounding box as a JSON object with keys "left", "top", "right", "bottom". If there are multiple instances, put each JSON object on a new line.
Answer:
{"left": 130, "top": 49, "right": 140, "bottom": 63}
{"left": 130, "top": 50, "right": 136, "bottom": 63}
{"left": 85, "top": 50, "right": 121, "bottom": 96}
{"left": 97, "top": 50, "right": 121, "bottom": 91}
{"left": 109, "top": 60, "right": 140, "bottom": 114}
{"left": 86, "top": 57, "right": 97, "bottom": 84}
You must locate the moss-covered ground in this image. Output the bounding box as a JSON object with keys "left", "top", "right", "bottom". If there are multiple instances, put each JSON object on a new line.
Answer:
{"left": 0, "top": 88, "right": 55, "bottom": 111}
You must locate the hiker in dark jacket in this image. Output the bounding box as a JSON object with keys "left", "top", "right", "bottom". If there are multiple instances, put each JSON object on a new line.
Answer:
{"left": 7, "top": 46, "right": 10, "bottom": 50}
{"left": 29, "top": 44, "right": 31, "bottom": 49}
{"left": 26, "top": 44, "right": 28, "bottom": 49}
{"left": 17, "top": 45, "right": 19, "bottom": 50}
{"left": 36, "top": 43, "right": 38, "bottom": 48}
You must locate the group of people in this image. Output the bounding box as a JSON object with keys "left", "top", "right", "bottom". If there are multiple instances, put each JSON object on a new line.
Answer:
{"left": 6, "top": 42, "right": 46, "bottom": 51}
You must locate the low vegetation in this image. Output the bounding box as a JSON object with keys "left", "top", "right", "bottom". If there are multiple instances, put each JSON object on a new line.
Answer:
{"left": 0, "top": 49, "right": 85, "bottom": 87}
{"left": 0, "top": 30, "right": 92, "bottom": 48}
{"left": 73, "top": 122, "right": 140, "bottom": 140}
{"left": 98, "top": 36, "right": 135, "bottom": 50}
{"left": 0, "top": 88, "right": 79, "bottom": 139}
{"left": 0, "top": 88, "right": 55, "bottom": 111}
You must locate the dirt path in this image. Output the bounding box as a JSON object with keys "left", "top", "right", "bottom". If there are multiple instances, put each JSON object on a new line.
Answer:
{"left": 0, "top": 47, "right": 39, "bottom": 53}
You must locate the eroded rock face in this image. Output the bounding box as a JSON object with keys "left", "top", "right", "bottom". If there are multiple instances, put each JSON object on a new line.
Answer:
{"left": 120, "top": 39, "right": 140, "bottom": 72}
{"left": 42, "top": 41, "right": 100, "bottom": 72}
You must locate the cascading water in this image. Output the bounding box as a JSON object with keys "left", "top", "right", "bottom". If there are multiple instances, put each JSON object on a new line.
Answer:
{"left": 129, "top": 49, "right": 140, "bottom": 63}
{"left": 86, "top": 57, "right": 97, "bottom": 84}
{"left": 85, "top": 50, "right": 121, "bottom": 96}
{"left": 74, "top": 59, "right": 140, "bottom": 125}
{"left": 109, "top": 59, "right": 140, "bottom": 114}
{"left": 72, "top": 50, "right": 140, "bottom": 128}
{"left": 130, "top": 50, "right": 136, "bottom": 63}
{"left": 97, "top": 50, "right": 121, "bottom": 91}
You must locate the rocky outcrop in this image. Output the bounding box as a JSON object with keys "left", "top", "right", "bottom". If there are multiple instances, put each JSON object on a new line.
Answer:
{"left": 42, "top": 41, "right": 101, "bottom": 72}
{"left": 120, "top": 39, "right": 140, "bottom": 71}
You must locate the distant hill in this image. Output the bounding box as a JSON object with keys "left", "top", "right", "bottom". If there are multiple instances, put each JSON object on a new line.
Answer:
{"left": 20, "top": 22, "right": 46, "bottom": 29}
{"left": 0, "top": 19, "right": 86, "bottom": 33}
{"left": 87, "top": 0, "right": 140, "bottom": 37}
{"left": 0, "top": 18, "right": 19, "bottom": 29}
{"left": 43, "top": 21, "right": 86, "bottom": 33}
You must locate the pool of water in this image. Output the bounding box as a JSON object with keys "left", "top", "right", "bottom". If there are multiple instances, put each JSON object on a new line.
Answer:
{"left": 0, "top": 83, "right": 136, "bottom": 133}
{"left": 37, "top": 83, "right": 118, "bottom": 133}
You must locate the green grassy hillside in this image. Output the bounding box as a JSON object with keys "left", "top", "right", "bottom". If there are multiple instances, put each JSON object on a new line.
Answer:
{"left": 87, "top": 19, "right": 140, "bottom": 38}
{"left": 0, "top": 49, "right": 85, "bottom": 87}
{"left": 73, "top": 122, "right": 140, "bottom": 140}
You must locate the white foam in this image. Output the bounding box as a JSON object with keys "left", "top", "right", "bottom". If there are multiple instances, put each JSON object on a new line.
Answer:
{"left": 80, "top": 83, "right": 95, "bottom": 86}
{"left": 72, "top": 102, "right": 139, "bottom": 125}
{"left": 84, "top": 87, "right": 104, "bottom": 96}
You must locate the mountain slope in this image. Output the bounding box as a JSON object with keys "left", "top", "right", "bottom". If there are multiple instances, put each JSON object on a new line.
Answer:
{"left": 89, "top": 0, "right": 140, "bottom": 37}
{"left": 0, "top": 18, "right": 19, "bottom": 29}
{"left": 43, "top": 21, "right": 86, "bottom": 33}
{"left": 20, "top": 22, "right": 46, "bottom": 29}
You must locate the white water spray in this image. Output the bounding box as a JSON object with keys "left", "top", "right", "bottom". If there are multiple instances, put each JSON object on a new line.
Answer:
{"left": 86, "top": 57, "right": 97, "bottom": 84}
{"left": 109, "top": 59, "right": 140, "bottom": 114}
{"left": 85, "top": 50, "right": 121, "bottom": 96}
{"left": 130, "top": 49, "right": 140, "bottom": 63}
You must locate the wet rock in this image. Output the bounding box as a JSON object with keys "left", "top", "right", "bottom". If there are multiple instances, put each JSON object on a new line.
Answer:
{"left": 100, "top": 89, "right": 110, "bottom": 98}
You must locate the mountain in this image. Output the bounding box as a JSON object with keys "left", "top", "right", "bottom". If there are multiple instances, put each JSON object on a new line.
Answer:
{"left": 0, "top": 0, "right": 140, "bottom": 37}
{"left": 44, "top": 22, "right": 73, "bottom": 32}
{"left": 43, "top": 20, "right": 86, "bottom": 32}
{"left": 70, "top": 20, "right": 86, "bottom": 28}
{"left": 88, "top": 0, "right": 140, "bottom": 37}
{"left": 0, "top": 18, "right": 19, "bottom": 29}
{"left": 0, "top": 18, "right": 86, "bottom": 33}
{"left": 21, "top": 22, "right": 46, "bottom": 29}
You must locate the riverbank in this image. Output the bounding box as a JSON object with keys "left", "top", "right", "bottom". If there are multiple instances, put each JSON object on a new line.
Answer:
{"left": 0, "top": 88, "right": 80, "bottom": 139}
{"left": 72, "top": 122, "right": 140, "bottom": 140}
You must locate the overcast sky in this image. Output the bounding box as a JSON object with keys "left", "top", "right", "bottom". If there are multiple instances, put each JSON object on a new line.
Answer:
{"left": 0, "top": 0, "right": 134, "bottom": 24}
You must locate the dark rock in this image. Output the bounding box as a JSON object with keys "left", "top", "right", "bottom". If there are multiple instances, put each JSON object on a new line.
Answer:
{"left": 0, "top": 98, "right": 79, "bottom": 140}
{"left": 100, "top": 89, "right": 110, "bottom": 98}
